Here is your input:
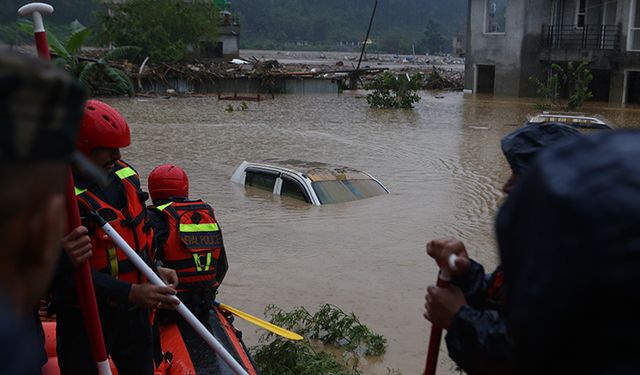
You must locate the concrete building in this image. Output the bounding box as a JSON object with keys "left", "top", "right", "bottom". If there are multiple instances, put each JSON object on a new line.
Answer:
{"left": 464, "top": 0, "right": 640, "bottom": 104}
{"left": 198, "top": 3, "right": 240, "bottom": 59}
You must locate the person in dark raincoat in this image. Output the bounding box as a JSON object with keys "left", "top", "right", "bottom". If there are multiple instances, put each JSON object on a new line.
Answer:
{"left": 424, "top": 123, "right": 582, "bottom": 374}
{"left": 496, "top": 130, "right": 640, "bottom": 374}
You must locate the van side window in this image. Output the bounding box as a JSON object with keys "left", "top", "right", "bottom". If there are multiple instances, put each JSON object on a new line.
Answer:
{"left": 281, "top": 176, "right": 310, "bottom": 203}
{"left": 245, "top": 171, "right": 277, "bottom": 190}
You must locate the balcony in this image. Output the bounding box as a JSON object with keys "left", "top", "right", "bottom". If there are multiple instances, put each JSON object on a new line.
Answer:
{"left": 542, "top": 24, "right": 620, "bottom": 50}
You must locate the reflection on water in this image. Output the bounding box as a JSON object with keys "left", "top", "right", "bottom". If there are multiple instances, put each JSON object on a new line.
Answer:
{"left": 105, "top": 92, "right": 640, "bottom": 374}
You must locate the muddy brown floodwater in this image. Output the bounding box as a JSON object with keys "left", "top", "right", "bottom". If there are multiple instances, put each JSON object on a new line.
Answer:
{"left": 105, "top": 92, "right": 640, "bottom": 374}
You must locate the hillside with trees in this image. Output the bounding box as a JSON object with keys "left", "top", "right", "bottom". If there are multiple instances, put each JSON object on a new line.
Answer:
{"left": 1, "top": 0, "right": 467, "bottom": 54}
{"left": 233, "top": 0, "right": 466, "bottom": 53}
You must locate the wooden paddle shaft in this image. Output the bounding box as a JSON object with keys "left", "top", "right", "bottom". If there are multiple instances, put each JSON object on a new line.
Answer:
{"left": 424, "top": 254, "right": 457, "bottom": 375}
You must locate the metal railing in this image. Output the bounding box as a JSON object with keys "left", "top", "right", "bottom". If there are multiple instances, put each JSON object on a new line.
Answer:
{"left": 542, "top": 24, "right": 620, "bottom": 50}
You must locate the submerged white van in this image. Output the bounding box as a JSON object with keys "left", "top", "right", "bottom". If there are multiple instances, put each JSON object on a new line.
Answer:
{"left": 230, "top": 160, "right": 389, "bottom": 205}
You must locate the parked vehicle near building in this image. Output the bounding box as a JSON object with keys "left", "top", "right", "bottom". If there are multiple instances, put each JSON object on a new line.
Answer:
{"left": 526, "top": 112, "right": 612, "bottom": 129}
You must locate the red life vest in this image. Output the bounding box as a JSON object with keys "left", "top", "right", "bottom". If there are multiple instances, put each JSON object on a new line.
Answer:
{"left": 75, "top": 160, "right": 153, "bottom": 284}
{"left": 152, "top": 200, "right": 225, "bottom": 289}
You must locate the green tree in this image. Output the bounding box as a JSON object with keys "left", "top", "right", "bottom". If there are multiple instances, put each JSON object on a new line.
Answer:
{"left": 529, "top": 70, "right": 560, "bottom": 110}
{"left": 418, "top": 19, "right": 445, "bottom": 54}
{"left": 556, "top": 61, "right": 593, "bottom": 110}
{"left": 529, "top": 61, "right": 593, "bottom": 111}
{"left": 365, "top": 72, "right": 423, "bottom": 110}
{"left": 18, "top": 20, "right": 139, "bottom": 97}
{"left": 96, "top": 0, "right": 220, "bottom": 62}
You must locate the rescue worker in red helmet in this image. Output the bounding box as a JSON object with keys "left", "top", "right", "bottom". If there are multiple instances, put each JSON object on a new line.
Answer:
{"left": 52, "top": 100, "right": 179, "bottom": 375}
{"left": 147, "top": 164, "right": 228, "bottom": 323}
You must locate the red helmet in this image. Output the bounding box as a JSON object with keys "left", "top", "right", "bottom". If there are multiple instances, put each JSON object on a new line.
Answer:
{"left": 77, "top": 100, "right": 131, "bottom": 155}
{"left": 148, "top": 164, "right": 189, "bottom": 202}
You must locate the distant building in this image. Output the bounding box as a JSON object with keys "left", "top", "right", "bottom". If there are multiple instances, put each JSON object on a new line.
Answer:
{"left": 464, "top": 0, "right": 640, "bottom": 104}
{"left": 197, "top": 1, "right": 240, "bottom": 59}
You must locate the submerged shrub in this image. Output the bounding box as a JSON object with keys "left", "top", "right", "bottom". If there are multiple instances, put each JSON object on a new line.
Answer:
{"left": 252, "top": 304, "right": 389, "bottom": 375}
{"left": 365, "top": 72, "right": 423, "bottom": 110}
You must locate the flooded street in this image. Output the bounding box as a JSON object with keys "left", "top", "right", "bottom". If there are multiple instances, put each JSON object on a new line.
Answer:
{"left": 106, "top": 92, "right": 639, "bottom": 374}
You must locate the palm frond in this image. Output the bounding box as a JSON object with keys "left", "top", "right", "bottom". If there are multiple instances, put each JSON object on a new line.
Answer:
{"left": 15, "top": 19, "right": 33, "bottom": 35}
{"left": 104, "top": 67, "right": 135, "bottom": 97}
{"left": 78, "top": 62, "right": 99, "bottom": 85}
{"left": 15, "top": 20, "right": 70, "bottom": 61}
{"left": 52, "top": 58, "right": 67, "bottom": 70}
{"left": 69, "top": 20, "right": 85, "bottom": 33}
{"left": 66, "top": 27, "right": 92, "bottom": 55}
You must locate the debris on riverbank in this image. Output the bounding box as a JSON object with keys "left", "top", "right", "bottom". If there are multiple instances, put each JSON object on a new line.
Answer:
{"left": 8, "top": 45, "right": 464, "bottom": 93}
{"left": 127, "top": 58, "right": 464, "bottom": 92}
{"left": 96, "top": 49, "right": 464, "bottom": 92}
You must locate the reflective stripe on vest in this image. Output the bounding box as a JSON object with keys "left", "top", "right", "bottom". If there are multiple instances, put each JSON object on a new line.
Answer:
{"left": 75, "top": 166, "right": 134, "bottom": 196}
{"left": 193, "top": 252, "right": 212, "bottom": 272}
{"left": 156, "top": 199, "right": 223, "bottom": 286}
{"left": 156, "top": 202, "right": 173, "bottom": 211}
{"left": 115, "top": 167, "right": 136, "bottom": 180}
{"left": 107, "top": 247, "right": 119, "bottom": 278}
{"left": 180, "top": 223, "right": 220, "bottom": 232}
{"left": 75, "top": 160, "right": 153, "bottom": 284}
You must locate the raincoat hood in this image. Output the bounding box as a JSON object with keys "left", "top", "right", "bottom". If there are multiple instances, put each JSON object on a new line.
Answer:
{"left": 496, "top": 130, "right": 640, "bottom": 374}
{"left": 501, "top": 123, "right": 581, "bottom": 176}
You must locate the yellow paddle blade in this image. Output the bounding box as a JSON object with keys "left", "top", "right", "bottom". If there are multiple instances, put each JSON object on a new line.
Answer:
{"left": 218, "top": 303, "right": 304, "bottom": 341}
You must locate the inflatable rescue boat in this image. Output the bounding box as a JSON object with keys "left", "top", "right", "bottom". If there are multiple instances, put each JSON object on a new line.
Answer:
{"left": 41, "top": 304, "right": 259, "bottom": 375}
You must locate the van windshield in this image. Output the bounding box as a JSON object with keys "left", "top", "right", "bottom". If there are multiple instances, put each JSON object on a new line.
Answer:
{"left": 311, "top": 179, "right": 387, "bottom": 204}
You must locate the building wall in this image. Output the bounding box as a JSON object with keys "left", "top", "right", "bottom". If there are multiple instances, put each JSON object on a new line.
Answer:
{"left": 519, "top": 1, "right": 554, "bottom": 96}
{"left": 465, "top": 0, "right": 552, "bottom": 96}
{"left": 220, "top": 35, "right": 239, "bottom": 57}
{"left": 465, "top": 0, "right": 640, "bottom": 103}
{"left": 612, "top": 0, "right": 640, "bottom": 104}
{"left": 465, "top": 0, "right": 528, "bottom": 95}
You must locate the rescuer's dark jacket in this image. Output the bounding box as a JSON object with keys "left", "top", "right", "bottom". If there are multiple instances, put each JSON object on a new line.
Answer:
{"left": 497, "top": 131, "right": 640, "bottom": 374}
{"left": 445, "top": 261, "right": 514, "bottom": 375}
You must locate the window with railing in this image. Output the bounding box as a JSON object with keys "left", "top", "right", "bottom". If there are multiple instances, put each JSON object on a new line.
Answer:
{"left": 485, "top": 0, "right": 506, "bottom": 34}
{"left": 543, "top": 24, "right": 620, "bottom": 49}
{"left": 575, "top": 0, "right": 587, "bottom": 28}
{"left": 630, "top": 0, "right": 640, "bottom": 51}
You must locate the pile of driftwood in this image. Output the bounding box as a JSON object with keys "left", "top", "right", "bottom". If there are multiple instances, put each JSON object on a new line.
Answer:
{"left": 357, "top": 66, "right": 464, "bottom": 91}
{"left": 119, "top": 58, "right": 284, "bottom": 81}
{"left": 423, "top": 66, "right": 464, "bottom": 90}
{"left": 98, "top": 53, "right": 464, "bottom": 92}
{"left": 111, "top": 57, "right": 289, "bottom": 93}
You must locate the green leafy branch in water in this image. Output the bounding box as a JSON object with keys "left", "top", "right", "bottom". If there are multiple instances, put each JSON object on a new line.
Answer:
{"left": 365, "top": 72, "right": 423, "bottom": 110}
{"left": 560, "top": 61, "right": 593, "bottom": 111}
{"left": 529, "top": 61, "right": 593, "bottom": 111}
{"left": 252, "top": 339, "right": 359, "bottom": 375}
{"left": 225, "top": 101, "right": 249, "bottom": 112}
{"left": 529, "top": 72, "right": 560, "bottom": 110}
{"left": 252, "top": 304, "right": 391, "bottom": 375}
{"left": 265, "top": 304, "right": 386, "bottom": 355}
